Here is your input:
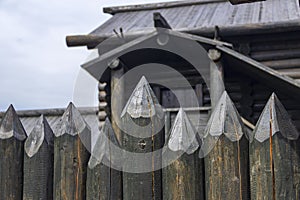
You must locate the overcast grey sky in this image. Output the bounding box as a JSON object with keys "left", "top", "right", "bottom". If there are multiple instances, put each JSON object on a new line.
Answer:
{"left": 0, "top": 0, "right": 173, "bottom": 111}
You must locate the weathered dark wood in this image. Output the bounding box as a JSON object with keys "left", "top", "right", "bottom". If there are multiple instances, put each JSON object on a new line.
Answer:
{"left": 54, "top": 133, "right": 90, "bottom": 200}
{"left": 86, "top": 64, "right": 124, "bottom": 200}
{"left": 217, "top": 45, "right": 300, "bottom": 100}
{"left": 66, "top": 35, "right": 107, "bottom": 48}
{"left": 87, "top": 162, "right": 117, "bottom": 200}
{"left": 205, "top": 55, "right": 249, "bottom": 199}
{"left": 87, "top": 117, "right": 122, "bottom": 200}
{"left": 205, "top": 135, "right": 249, "bottom": 200}
{"left": 109, "top": 64, "right": 123, "bottom": 200}
{"left": 250, "top": 48, "right": 300, "bottom": 61}
{"left": 53, "top": 103, "right": 91, "bottom": 200}
{"left": 23, "top": 116, "right": 54, "bottom": 200}
{"left": 261, "top": 58, "right": 300, "bottom": 70}
{"left": 122, "top": 124, "right": 163, "bottom": 200}
{"left": 250, "top": 135, "right": 300, "bottom": 200}
{"left": 163, "top": 87, "right": 206, "bottom": 200}
{"left": 202, "top": 92, "right": 250, "bottom": 200}
{"left": 163, "top": 108, "right": 205, "bottom": 200}
{"left": 121, "top": 77, "right": 163, "bottom": 200}
{"left": 0, "top": 138, "right": 25, "bottom": 200}
{"left": 0, "top": 105, "right": 27, "bottom": 200}
{"left": 163, "top": 151, "right": 203, "bottom": 200}
{"left": 250, "top": 93, "right": 300, "bottom": 200}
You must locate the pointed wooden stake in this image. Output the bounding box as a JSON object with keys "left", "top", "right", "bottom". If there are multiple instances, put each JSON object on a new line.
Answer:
{"left": 0, "top": 105, "right": 27, "bottom": 200}
{"left": 87, "top": 118, "right": 122, "bottom": 200}
{"left": 23, "top": 115, "right": 54, "bottom": 200}
{"left": 202, "top": 91, "right": 249, "bottom": 200}
{"left": 250, "top": 93, "right": 300, "bottom": 199}
{"left": 163, "top": 107, "right": 203, "bottom": 200}
{"left": 167, "top": 108, "right": 199, "bottom": 154}
{"left": 53, "top": 102, "right": 91, "bottom": 200}
{"left": 121, "top": 76, "right": 163, "bottom": 200}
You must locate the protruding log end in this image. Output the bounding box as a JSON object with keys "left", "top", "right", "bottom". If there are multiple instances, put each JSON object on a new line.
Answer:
{"left": 66, "top": 35, "right": 106, "bottom": 48}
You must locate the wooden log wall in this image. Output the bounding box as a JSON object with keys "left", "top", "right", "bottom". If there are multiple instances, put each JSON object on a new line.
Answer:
{"left": 224, "top": 30, "right": 300, "bottom": 131}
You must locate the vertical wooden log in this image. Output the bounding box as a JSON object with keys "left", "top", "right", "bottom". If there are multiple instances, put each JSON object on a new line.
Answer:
{"left": 204, "top": 49, "right": 250, "bottom": 200}
{"left": 208, "top": 49, "right": 224, "bottom": 108}
{"left": 111, "top": 62, "right": 124, "bottom": 143}
{"left": 121, "top": 76, "right": 163, "bottom": 200}
{"left": 23, "top": 115, "right": 54, "bottom": 200}
{"left": 250, "top": 93, "right": 300, "bottom": 200}
{"left": 53, "top": 103, "right": 91, "bottom": 200}
{"left": 163, "top": 108, "right": 202, "bottom": 200}
{"left": 163, "top": 88, "right": 205, "bottom": 200}
{"left": 204, "top": 135, "right": 249, "bottom": 200}
{"left": 110, "top": 64, "right": 124, "bottom": 200}
{"left": 87, "top": 118, "right": 122, "bottom": 200}
{"left": 0, "top": 105, "right": 27, "bottom": 200}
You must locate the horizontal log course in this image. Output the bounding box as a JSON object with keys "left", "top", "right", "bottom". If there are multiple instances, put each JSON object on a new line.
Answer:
{"left": 261, "top": 58, "right": 300, "bottom": 70}
{"left": 250, "top": 48, "right": 300, "bottom": 61}
{"left": 277, "top": 68, "right": 300, "bottom": 79}
{"left": 250, "top": 40, "right": 300, "bottom": 52}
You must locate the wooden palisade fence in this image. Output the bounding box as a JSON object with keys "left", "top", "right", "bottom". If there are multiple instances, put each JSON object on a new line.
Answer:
{"left": 0, "top": 76, "right": 299, "bottom": 199}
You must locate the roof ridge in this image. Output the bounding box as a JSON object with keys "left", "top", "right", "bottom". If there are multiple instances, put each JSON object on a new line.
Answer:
{"left": 103, "top": 0, "right": 226, "bottom": 15}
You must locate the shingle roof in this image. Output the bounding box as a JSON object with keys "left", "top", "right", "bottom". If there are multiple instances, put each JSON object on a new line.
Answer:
{"left": 91, "top": 0, "right": 300, "bottom": 36}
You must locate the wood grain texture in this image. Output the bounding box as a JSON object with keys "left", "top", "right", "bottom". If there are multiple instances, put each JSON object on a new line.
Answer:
{"left": 87, "top": 162, "right": 122, "bottom": 200}
{"left": 250, "top": 134, "right": 300, "bottom": 200}
{"left": 204, "top": 135, "right": 249, "bottom": 200}
{"left": 53, "top": 132, "right": 90, "bottom": 200}
{"left": 23, "top": 140, "right": 54, "bottom": 200}
{"left": 0, "top": 138, "right": 24, "bottom": 200}
{"left": 122, "top": 120, "right": 163, "bottom": 200}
